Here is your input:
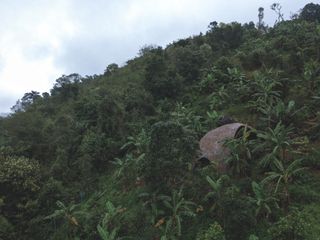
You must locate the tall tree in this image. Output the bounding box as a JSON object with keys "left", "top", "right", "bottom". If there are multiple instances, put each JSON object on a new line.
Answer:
{"left": 271, "top": 3, "right": 284, "bottom": 24}
{"left": 257, "top": 7, "right": 266, "bottom": 31}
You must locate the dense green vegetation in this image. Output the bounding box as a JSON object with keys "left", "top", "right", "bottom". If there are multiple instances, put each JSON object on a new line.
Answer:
{"left": 1, "top": 3, "right": 320, "bottom": 239}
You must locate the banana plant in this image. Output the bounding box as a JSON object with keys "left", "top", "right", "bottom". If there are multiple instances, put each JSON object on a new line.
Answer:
{"left": 44, "top": 200, "right": 86, "bottom": 238}
{"left": 262, "top": 159, "right": 306, "bottom": 212}
{"left": 250, "top": 181, "right": 279, "bottom": 219}
{"left": 258, "top": 99, "right": 303, "bottom": 126}
{"left": 205, "top": 110, "right": 220, "bottom": 129}
{"left": 139, "top": 191, "right": 169, "bottom": 225}
{"left": 97, "top": 201, "right": 126, "bottom": 240}
{"left": 204, "top": 175, "right": 230, "bottom": 216}
{"left": 255, "top": 122, "right": 293, "bottom": 168}
{"left": 44, "top": 200, "right": 82, "bottom": 227}
{"left": 198, "top": 72, "right": 216, "bottom": 92}
{"left": 248, "top": 72, "right": 282, "bottom": 127}
{"left": 227, "top": 67, "right": 249, "bottom": 97}
{"left": 120, "top": 129, "right": 149, "bottom": 155}
{"left": 171, "top": 102, "right": 204, "bottom": 133}
{"left": 303, "top": 60, "right": 320, "bottom": 95}
{"left": 112, "top": 153, "right": 145, "bottom": 178}
{"left": 224, "top": 125, "right": 253, "bottom": 177}
{"left": 248, "top": 234, "right": 259, "bottom": 240}
{"left": 227, "top": 67, "right": 246, "bottom": 82}
{"left": 160, "top": 189, "right": 196, "bottom": 239}
{"left": 251, "top": 73, "right": 282, "bottom": 104}
{"left": 97, "top": 224, "right": 118, "bottom": 240}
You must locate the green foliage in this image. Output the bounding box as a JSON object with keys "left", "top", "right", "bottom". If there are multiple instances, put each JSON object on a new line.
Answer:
{"left": 0, "top": 155, "right": 40, "bottom": 191}
{"left": 170, "top": 103, "right": 205, "bottom": 134}
{"left": 254, "top": 122, "right": 293, "bottom": 168}
{"left": 11, "top": 91, "right": 41, "bottom": 112}
{"left": 97, "top": 224, "right": 118, "bottom": 240}
{"left": 207, "top": 22, "right": 244, "bottom": 51}
{"left": 199, "top": 70, "right": 217, "bottom": 93}
{"left": 120, "top": 129, "right": 150, "bottom": 155}
{"left": 79, "top": 130, "right": 119, "bottom": 171}
{"left": 112, "top": 153, "right": 145, "bottom": 183}
{"left": 205, "top": 175, "right": 230, "bottom": 215}
{"left": 248, "top": 234, "right": 259, "bottom": 240}
{"left": 142, "top": 121, "right": 196, "bottom": 189}
{"left": 224, "top": 125, "right": 253, "bottom": 177}
{"left": 51, "top": 73, "right": 82, "bottom": 100}
{"left": 159, "top": 189, "right": 196, "bottom": 239}
{"left": 205, "top": 110, "right": 221, "bottom": 129}
{"left": 196, "top": 222, "right": 226, "bottom": 240}
{"left": 268, "top": 209, "right": 309, "bottom": 240}
{"left": 139, "top": 191, "right": 168, "bottom": 226}
{"left": 304, "top": 148, "right": 320, "bottom": 169}
{"left": 249, "top": 71, "right": 284, "bottom": 126}
{"left": 262, "top": 158, "right": 306, "bottom": 212}
{"left": 300, "top": 3, "right": 320, "bottom": 22}
{"left": 97, "top": 201, "right": 122, "bottom": 240}
{"left": 144, "top": 48, "right": 183, "bottom": 98}
{"left": 168, "top": 44, "right": 205, "bottom": 83}
{"left": 250, "top": 181, "right": 279, "bottom": 219}
{"left": 44, "top": 200, "right": 84, "bottom": 229}
{"left": 301, "top": 204, "right": 320, "bottom": 239}
{"left": 223, "top": 196, "right": 256, "bottom": 240}
{"left": 104, "top": 63, "right": 119, "bottom": 76}
{"left": 208, "top": 86, "right": 229, "bottom": 110}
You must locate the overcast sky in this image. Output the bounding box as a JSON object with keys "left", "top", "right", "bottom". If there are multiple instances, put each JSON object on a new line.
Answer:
{"left": 0, "top": 0, "right": 314, "bottom": 113}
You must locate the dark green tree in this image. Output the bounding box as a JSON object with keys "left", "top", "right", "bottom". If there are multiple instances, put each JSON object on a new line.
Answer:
{"left": 104, "top": 63, "right": 119, "bottom": 76}
{"left": 141, "top": 121, "right": 196, "bottom": 189}
{"left": 144, "top": 48, "right": 182, "bottom": 99}
{"left": 300, "top": 3, "right": 320, "bottom": 22}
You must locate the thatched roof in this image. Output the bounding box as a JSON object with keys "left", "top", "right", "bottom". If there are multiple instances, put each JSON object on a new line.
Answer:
{"left": 199, "top": 123, "right": 246, "bottom": 170}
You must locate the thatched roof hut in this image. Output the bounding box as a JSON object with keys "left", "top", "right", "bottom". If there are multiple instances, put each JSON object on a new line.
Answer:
{"left": 198, "top": 123, "right": 247, "bottom": 171}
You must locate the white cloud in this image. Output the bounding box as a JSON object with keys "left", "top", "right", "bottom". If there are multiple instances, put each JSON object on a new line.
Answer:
{"left": 0, "top": 0, "right": 75, "bottom": 111}
{"left": 0, "top": 50, "right": 60, "bottom": 93}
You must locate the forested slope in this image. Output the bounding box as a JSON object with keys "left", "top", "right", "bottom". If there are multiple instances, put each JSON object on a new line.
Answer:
{"left": 1, "top": 3, "right": 320, "bottom": 240}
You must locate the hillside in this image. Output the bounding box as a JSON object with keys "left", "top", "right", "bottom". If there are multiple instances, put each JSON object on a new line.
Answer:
{"left": 1, "top": 3, "right": 320, "bottom": 240}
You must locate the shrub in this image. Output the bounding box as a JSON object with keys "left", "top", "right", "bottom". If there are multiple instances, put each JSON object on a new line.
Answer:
{"left": 268, "top": 209, "right": 309, "bottom": 240}
{"left": 196, "top": 222, "right": 226, "bottom": 240}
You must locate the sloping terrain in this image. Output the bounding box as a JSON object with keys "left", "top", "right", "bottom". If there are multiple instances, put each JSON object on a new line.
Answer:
{"left": 1, "top": 3, "right": 320, "bottom": 240}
